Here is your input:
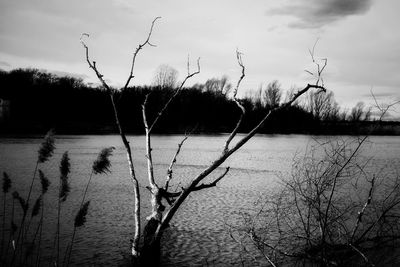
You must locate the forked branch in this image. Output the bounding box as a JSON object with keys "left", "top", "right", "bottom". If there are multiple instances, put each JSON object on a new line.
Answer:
{"left": 224, "top": 50, "right": 246, "bottom": 152}
{"left": 165, "top": 167, "right": 230, "bottom": 197}
{"left": 191, "top": 167, "right": 230, "bottom": 192}
{"left": 80, "top": 17, "right": 162, "bottom": 257}
{"left": 155, "top": 50, "right": 327, "bottom": 241}
{"left": 306, "top": 39, "right": 327, "bottom": 88}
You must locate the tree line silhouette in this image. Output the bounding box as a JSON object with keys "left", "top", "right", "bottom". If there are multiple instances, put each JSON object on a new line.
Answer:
{"left": 0, "top": 68, "right": 399, "bottom": 135}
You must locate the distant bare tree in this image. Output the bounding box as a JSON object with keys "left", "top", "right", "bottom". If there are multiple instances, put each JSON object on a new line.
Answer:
{"left": 81, "top": 18, "right": 326, "bottom": 265}
{"left": 306, "top": 90, "right": 338, "bottom": 121}
{"left": 263, "top": 80, "right": 282, "bottom": 108}
{"left": 204, "top": 75, "right": 232, "bottom": 95}
{"left": 153, "top": 64, "right": 178, "bottom": 89}
{"left": 349, "top": 101, "right": 366, "bottom": 121}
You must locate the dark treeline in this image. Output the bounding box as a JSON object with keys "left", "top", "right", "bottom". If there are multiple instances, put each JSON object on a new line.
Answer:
{"left": 0, "top": 68, "right": 399, "bottom": 135}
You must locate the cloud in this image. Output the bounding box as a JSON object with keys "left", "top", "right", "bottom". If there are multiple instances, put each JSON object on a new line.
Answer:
{"left": 268, "top": 0, "right": 373, "bottom": 28}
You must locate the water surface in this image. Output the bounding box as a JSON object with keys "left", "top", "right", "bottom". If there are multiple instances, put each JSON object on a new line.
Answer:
{"left": 0, "top": 134, "right": 399, "bottom": 266}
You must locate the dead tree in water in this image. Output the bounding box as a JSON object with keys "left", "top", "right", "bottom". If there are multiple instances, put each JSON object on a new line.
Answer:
{"left": 81, "top": 18, "right": 326, "bottom": 264}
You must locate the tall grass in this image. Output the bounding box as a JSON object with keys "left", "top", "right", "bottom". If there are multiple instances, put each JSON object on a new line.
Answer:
{"left": 54, "top": 151, "right": 71, "bottom": 267}
{"left": 1, "top": 132, "right": 114, "bottom": 266}
{"left": 65, "top": 147, "right": 114, "bottom": 266}
{"left": 9, "top": 129, "right": 55, "bottom": 266}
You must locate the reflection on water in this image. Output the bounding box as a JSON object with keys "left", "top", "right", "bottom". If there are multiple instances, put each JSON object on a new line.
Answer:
{"left": 0, "top": 134, "right": 399, "bottom": 266}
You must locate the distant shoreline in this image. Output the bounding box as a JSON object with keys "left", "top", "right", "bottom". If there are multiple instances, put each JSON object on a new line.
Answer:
{"left": 1, "top": 121, "right": 400, "bottom": 136}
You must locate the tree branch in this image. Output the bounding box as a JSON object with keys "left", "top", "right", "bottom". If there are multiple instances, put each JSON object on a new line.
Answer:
{"left": 371, "top": 89, "right": 400, "bottom": 121}
{"left": 123, "top": 17, "right": 161, "bottom": 90}
{"left": 224, "top": 50, "right": 246, "bottom": 152}
{"left": 164, "top": 128, "right": 196, "bottom": 191}
{"left": 155, "top": 52, "right": 327, "bottom": 241}
{"left": 348, "top": 243, "right": 375, "bottom": 267}
{"left": 350, "top": 175, "right": 375, "bottom": 242}
{"left": 191, "top": 167, "right": 230, "bottom": 192}
{"left": 148, "top": 57, "right": 200, "bottom": 132}
{"left": 164, "top": 167, "right": 230, "bottom": 198}
{"left": 142, "top": 93, "right": 157, "bottom": 189}
{"left": 80, "top": 17, "right": 161, "bottom": 256}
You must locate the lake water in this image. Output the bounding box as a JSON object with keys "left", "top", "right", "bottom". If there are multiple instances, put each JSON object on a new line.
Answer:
{"left": 0, "top": 134, "right": 399, "bottom": 266}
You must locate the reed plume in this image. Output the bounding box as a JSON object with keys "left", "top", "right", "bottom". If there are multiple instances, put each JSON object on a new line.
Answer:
{"left": 92, "top": 147, "right": 115, "bottom": 174}
{"left": 59, "top": 151, "right": 71, "bottom": 201}
{"left": 34, "top": 170, "right": 50, "bottom": 267}
{"left": 59, "top": 179, "right": 70, "bottom": 202}
{"left": 37, "top": 129, "right": 55, "bottom": 163}
{"left": 31, "top": 196, "right": 42, "bottom": 218}
{"left": 74, "top": 201, "right": 90, "bottom": 227}
{"left": 56, "top": 151, "right": 71, "bottom": 266}
{"left": 38, "top": 169, "right": 50, "bottom": 194}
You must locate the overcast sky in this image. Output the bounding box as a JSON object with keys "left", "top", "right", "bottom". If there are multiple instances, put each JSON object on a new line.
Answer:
{"left": 1, "top": 0, "right": 399, "bottom": 116}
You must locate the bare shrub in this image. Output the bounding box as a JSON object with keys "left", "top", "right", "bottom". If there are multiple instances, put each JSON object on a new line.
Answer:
{"left": 229, "top": 137, "right": 400, "bottom": 266}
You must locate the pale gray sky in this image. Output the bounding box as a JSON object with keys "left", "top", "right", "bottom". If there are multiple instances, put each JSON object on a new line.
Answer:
{"left": 1, "top": 0, "right": 399, "bottom": 115}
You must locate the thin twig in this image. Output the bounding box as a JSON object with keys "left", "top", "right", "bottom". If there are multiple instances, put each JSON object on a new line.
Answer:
{"left": 164, "top": 127, "right": 196, "bottom": 191}
{"left": 350, "top": 176, "right": 375, "bottom": 242}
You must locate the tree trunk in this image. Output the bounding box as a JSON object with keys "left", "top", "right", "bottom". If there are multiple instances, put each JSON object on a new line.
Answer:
{"left": 133, "top": 218, "right": 161, "bottom": 266}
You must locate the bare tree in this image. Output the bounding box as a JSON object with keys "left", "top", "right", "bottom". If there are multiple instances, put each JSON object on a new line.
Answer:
{"left": 152, "top": 64, "right": 178, "bottom": 89}
{"left": 203, "top": 75, "right": 232, "bottom": 95}
{"left": 306, "top": 90, "right": 338, "bottom": 121}
{"left": 229, "top": 137, "right": 400, "bottom": 266}
{"left": 349, "top": 101, "right": 366, "bottom": 121}
{"left": 81, "top": 19, "right": 326, "bottom": 265}
{"left": 263, "top": 80, "right": 282, "bottom": 108}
